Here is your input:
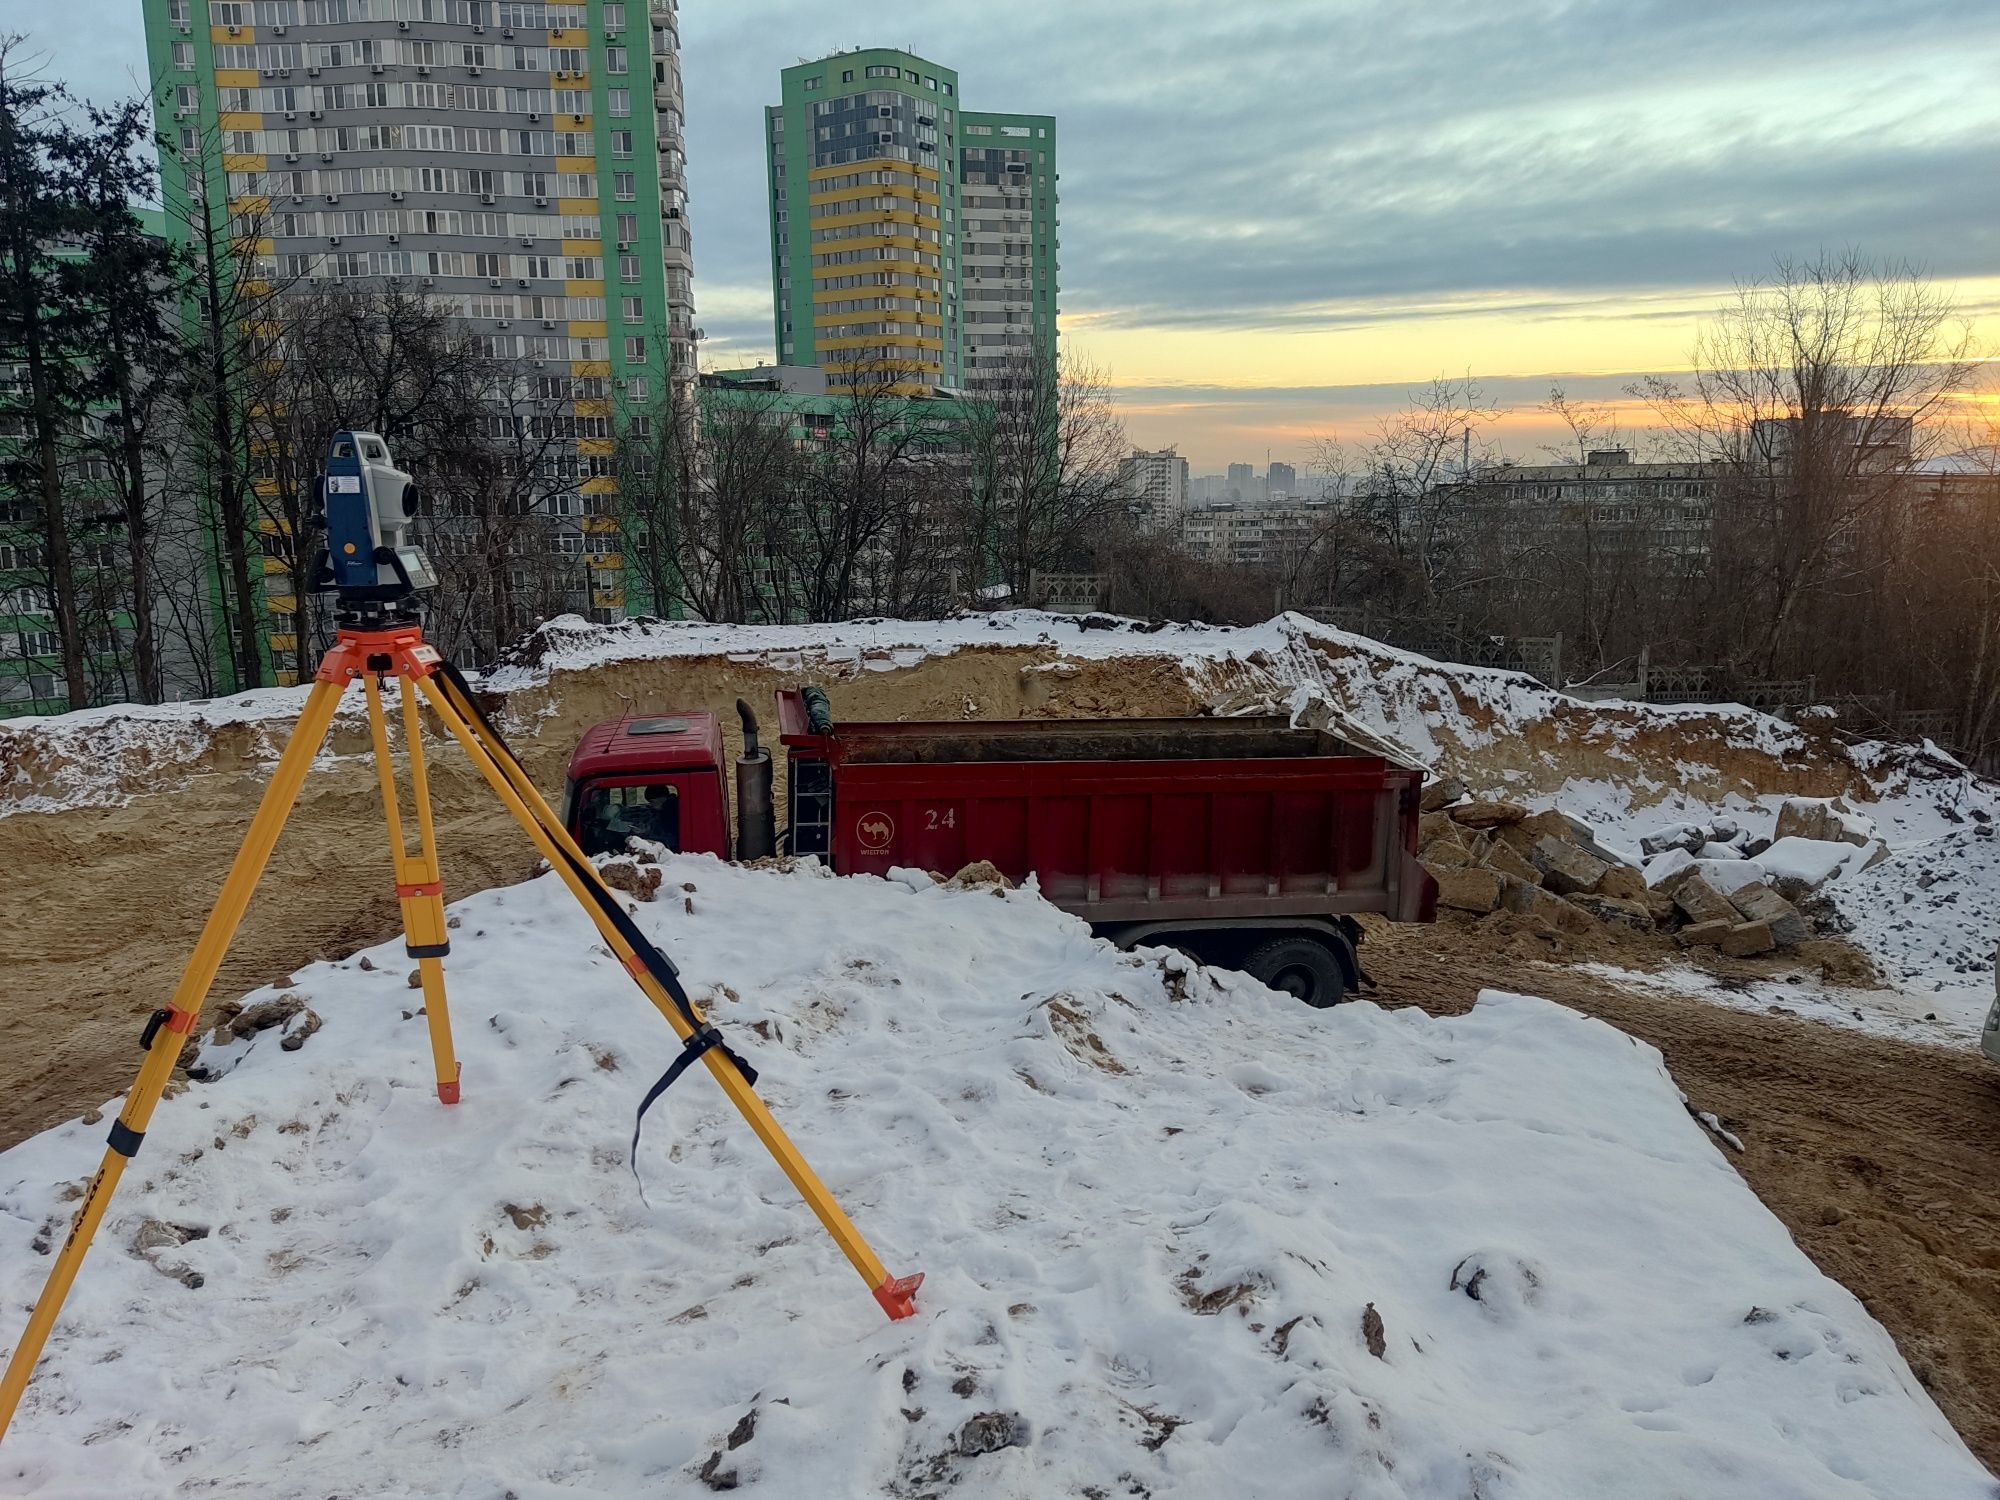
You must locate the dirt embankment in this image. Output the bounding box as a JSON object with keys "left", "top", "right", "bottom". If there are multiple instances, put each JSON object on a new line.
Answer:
{"left": 0, "top": 629, "right": 1951, "bottom": 1153}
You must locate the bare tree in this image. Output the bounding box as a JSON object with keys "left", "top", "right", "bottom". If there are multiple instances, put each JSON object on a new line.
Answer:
{"left": 959, "top": 342, "right": 1128, "bottom": 602}
{"left": 615, "top": 374, "right": 802, "bottom": 624}
{"left": 1354, "top": 375, "right": 1499, "bottom": 605}
{"left": 765, "top": 353, "right": 956, "bottom": 622}
{"left": 1633, "top": 250, "right": 1976, "bottom": 676}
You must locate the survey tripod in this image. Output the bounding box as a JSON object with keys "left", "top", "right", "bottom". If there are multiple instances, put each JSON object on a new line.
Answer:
{"left": 0, "top": 619, "right": 921, "bottom": 1442}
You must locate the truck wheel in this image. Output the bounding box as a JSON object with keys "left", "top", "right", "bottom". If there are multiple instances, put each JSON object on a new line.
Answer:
{"left": 1243, "top": 936, "right": 1348, "bottom": 1009}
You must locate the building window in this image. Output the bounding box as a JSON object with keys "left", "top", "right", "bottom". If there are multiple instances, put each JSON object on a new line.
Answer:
{"left": 621, "top": 295, "right": 643, "bottom": 321}
{"left": 613, "top": 171, "right": 635, "bottom": 200}
{"left": 619, "top": 253, "right": 641, "bottom": 281}
{"left": 171, "top": 41, "right": 195, "bottom": 69}
{"left": 803, "top": 76, "right": 821, "bottom": 91}
{"left": 608, "top": 87, "right": 630, "bottom": 117}
{"left": 602, "top": 2, "right": 624, "bottom": 26}
{"left": 605, "top": 47, "right": 628, "bottom": 74}
{"left": 625, "top": 374, "right": 648, "bottom": 402}
{"left": 624, "top": 335, "right": 646, "bottom": 362}
{"left": 611, "top": 129, "right": 634, "bottom": 158}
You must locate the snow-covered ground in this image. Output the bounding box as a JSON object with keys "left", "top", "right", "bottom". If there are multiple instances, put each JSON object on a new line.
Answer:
{"left": 1827, "top": 827, "right": 2000, "bottom": 1029}
{"left": 2, "top": 858, "right": 1987, "bottom": 1496}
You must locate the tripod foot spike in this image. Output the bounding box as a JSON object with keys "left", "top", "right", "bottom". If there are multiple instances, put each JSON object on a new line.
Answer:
{"left": 873, "top": 1271, "right": 923, "bottom": 1321}
{"left": 437, "top": 1064, "right": 462, "bottom": 1106}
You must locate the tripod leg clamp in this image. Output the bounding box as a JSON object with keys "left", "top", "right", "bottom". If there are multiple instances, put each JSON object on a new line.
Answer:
{"left": 139, "top": 1006, "right": 198, "bottom": 1052}
{"left": 107, "top": 1121, "right": 145, "bottom": 1159}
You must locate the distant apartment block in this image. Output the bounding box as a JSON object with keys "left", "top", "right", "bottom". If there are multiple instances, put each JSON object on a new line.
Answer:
{"left": 1179, "top": 498, "right": 1332, "bottom": 569}
{"left": 1121, "top": 447, "right": 1188, "bottom": 534}
{"left": 765, "top": 48, "right": 1057, "bottom": 394}
{"left": 1448, "top": 449, "right": 1721, "bottom": 568}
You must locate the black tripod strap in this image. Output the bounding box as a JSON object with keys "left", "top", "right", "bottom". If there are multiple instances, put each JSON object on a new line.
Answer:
{"left": 628, "top": 1024, "right": 760, "bottom": 1200}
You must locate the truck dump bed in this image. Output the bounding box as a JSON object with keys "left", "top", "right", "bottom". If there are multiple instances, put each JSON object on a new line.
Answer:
{"left": 777, "top": 694, "right": 1433, "bottom": 927}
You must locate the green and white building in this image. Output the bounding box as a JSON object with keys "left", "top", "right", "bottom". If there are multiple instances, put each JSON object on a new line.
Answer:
{"left": 141, "top": 0, "right": 698, "bottom": 679}
{"left": 764, "top": 47, "right": 1056, "bottom": 395}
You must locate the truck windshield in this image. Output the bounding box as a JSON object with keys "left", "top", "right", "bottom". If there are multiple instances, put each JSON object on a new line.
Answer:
{"left": 576, "top": 782, "right": 680, "bottom": 856}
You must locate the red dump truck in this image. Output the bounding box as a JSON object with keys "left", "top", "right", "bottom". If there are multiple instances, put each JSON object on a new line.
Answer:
{"left": 563, "top": 688, "right": 1436, "bottom": 1007}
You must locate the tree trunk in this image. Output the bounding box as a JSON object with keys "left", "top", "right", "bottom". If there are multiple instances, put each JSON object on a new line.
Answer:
{"left": 197, "top": 207, "right": 263, "bottom": 691}
{"left": 116, "top": 379, "right": 161, "bottom": 702}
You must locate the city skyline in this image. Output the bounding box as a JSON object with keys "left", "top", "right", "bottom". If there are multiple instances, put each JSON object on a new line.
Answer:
{"left": 31, "top": 0, "right": 2000, "bottom": 472}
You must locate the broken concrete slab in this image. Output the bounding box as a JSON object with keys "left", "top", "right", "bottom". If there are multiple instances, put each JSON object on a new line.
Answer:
{"left": 1420, "top": 775, "right": 1467, "bottom": 814}
{"left": 1419, "top": 810, "right": 1465, "bottom": 850}
{"left": 1502, "top": 876, "right": 1594, "bottom": 933}
{"left": 1422, "top": 841, "right": 1473, "bottom": 871}
{"left": 1644, "top": 847, "right": 1697, "bottom": 889}
{"left": 1480, "top": 837, "right": 1541, "bottom": 887}
{"left": 1448, "top": 798, "right": 1528, "bottom": 830}
{"left": 1558, "top": 812, "right": 1629, "bottom": 868}
{"left": 1719, "top": 919, "right": 1777, "bottom": 957}
{"left": 1433, "top": 866, "right": 1505, "bottom": 914}
{"left": 1671, "top": 873, "right": 1742, "bottom": 927}
{"left": 1595, "top": 864, "right": 1650, "bottom": 903}
{"left": 1641, "top": 822, "right": 1708, "bottom": 858}
{"left": 1759, "top": 836, "right": 1861, "bottom": 901}
{"left": 1532, "top": 835, "right": 1611, "bottom": 897}
{"left": 1570, "top": 893, "right": 1653, "bottom": 931}
{"left": 1676, "top": 918, "right": 1737, "bottom": 948}
{"left": 1774, "top": 795, "right": 1878, "bottom": 850}
{"left": 1727, "top": 880, "right": 1809, "bottom": 949}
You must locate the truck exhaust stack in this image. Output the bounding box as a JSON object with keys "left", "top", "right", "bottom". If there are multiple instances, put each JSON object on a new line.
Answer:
{"left": 735, "top": 698, "right": 777, "bottom": 860}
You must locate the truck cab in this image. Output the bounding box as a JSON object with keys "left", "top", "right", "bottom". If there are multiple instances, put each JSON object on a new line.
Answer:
{"left": 562, "top": 712, "right": 733, "bottom": 859}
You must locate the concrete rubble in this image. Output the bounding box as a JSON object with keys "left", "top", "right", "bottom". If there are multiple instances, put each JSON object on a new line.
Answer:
{"left": 1418, "top": 784, "right": 1834, "bottom": 959}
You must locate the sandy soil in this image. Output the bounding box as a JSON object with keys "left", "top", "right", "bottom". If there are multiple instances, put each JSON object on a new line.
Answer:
{"left": 1363, "top": 915, "right": 2000, "bottom": 1474}
{"left": 0, "top": 647, "right": 1226, "bottom": 1152}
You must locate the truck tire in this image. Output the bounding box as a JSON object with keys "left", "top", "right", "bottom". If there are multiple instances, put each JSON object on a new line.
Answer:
{"left": 1243, "top": 936, "right": 1348, "bottom": 1009}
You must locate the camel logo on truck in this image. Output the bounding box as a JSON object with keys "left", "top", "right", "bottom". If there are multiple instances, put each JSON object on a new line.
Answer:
{"left": 856, "top": 812, "right": 895, "bottom": 852}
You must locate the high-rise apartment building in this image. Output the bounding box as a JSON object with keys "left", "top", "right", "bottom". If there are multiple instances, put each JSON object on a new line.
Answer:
{"left": 1121, "top": 447, "right": 1188, "bottom": 535}
{"left": 143, "top": 0, "right": 696, "bottom": 682}
{"left": 765, "top": 48, "right": 1056, "bottom": 395}
{"left": 957, "top": 107, "right": 1056, "bottom": 392}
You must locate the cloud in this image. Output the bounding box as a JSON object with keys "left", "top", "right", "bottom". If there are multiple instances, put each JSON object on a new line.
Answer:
{"left": 24, "top": 0, "right": 2000, "bottom": 467}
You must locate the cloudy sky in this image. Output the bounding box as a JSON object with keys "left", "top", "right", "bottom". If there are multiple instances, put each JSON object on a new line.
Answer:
{"left": 29, "top": 0, "right": 2000, "bottom": 472}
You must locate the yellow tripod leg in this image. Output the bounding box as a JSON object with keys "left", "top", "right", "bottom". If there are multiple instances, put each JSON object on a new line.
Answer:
{"left": 0, "top": 677, "right": 348, "bottom": 1441}
{"left": 416, "top": 676, "right": 919, "bottom": 1319}
{"left": 362, "top": 676, "right": 460, "bottom": 1103}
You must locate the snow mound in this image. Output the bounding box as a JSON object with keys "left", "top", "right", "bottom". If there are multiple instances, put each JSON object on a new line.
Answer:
{"left": 2, "top": 860, "right": 1986, "bottom": 1496}
{"left": 1829, "top": 827, "right": 2000, "bottom": 1003}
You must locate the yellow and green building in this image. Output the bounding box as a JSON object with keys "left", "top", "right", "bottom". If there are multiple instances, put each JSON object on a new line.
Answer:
{"left": 765, "top": 48, "right": 1057, "bottom": 396}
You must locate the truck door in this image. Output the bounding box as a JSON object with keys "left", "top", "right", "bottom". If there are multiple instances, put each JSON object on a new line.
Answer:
{"left": 571, "top": 776, "right": 687, "bottom": 856}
